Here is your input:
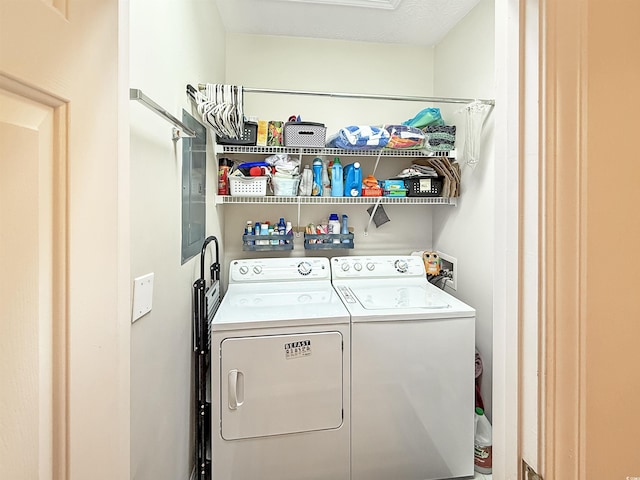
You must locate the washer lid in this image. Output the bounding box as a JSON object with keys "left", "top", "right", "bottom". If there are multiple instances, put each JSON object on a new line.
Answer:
{"left": 212, "top": 281, "right": 350, "bottom": 331}
{"left": 348, "top": 282, "right": 450, "bottom": 310}
{"left": 333, "top": 278, "right": 475, "bottom": 321}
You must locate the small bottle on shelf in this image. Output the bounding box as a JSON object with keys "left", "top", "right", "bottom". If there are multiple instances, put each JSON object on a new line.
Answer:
{"left": 245, "top": 221, "right": 254, "bottom": 246}
{"left": 329, "top": 213, "right": 341, "bottom": 244}
{"left": 285, "top": 221, "right": 293, "bottom": 244}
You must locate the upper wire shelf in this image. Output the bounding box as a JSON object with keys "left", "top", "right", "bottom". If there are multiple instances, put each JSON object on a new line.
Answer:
{"left": 215, "top": 145, "right": 456, "bottom": 158}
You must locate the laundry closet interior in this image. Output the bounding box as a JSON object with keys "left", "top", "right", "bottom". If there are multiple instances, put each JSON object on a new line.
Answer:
{"left": 129, "top": 1, "right": 504, "bottom": 479}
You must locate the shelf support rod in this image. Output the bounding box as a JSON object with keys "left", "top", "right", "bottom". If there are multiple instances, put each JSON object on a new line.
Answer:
{"left": 130, "top": 88, "right": 197, "bottom": 138}
{"left": 372, "top": 151, "right": 383, "bottom": 178}
{"left": 296, "top": 201, "right": 302, "bottom": 237}
{"left": 196, "top": 84, "right": 495, "bottom": 106}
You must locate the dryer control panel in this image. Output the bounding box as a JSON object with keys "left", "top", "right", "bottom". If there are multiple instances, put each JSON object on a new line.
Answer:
{"left": 331, "top": 255, "right": 426, "bottom": 279}
{"left": 229, "top": 257, "right": 331, "bottom": 283}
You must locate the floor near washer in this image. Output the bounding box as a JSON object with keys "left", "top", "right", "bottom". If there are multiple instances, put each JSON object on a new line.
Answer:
{"left": 474, "top": 473, "right": 492, "bottom": 479}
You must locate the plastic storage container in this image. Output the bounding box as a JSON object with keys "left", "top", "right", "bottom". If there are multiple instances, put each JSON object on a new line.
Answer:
{"left": 474, "top": 407, "right": 492, "bottom": 475}
{"left": 229, "top": 176, "right": 268, "bottom": 197}
{"left": 284, "top": 121, "right": 327, "bottom": 147}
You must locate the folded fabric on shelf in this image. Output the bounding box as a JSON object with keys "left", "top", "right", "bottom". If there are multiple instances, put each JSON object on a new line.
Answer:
{"left": 327, "top": 125, "right": 390, "bottom": 149}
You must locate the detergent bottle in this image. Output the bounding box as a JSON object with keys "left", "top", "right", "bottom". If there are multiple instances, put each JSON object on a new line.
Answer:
{"left": 321, "top": 159, "right": 331, "bottom": 197}
{"left": 331, "top": 158, "right": 344, "bottom": 197}
{"left": 312, "top": 158, "right": 323, "bottom": 196}
{"left": 343, "top": 162, "right": 363, "bottom": 197}
{"left": 474, "top": 407, "right": 492, "bottom": 475}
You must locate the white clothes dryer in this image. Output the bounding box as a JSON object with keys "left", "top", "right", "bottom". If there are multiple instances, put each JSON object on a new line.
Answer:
{"left": 331, "top": 255, "right": 476, "bottom": 480}
{"left": 210, "top": 257, "right": 350, "bottom": 480}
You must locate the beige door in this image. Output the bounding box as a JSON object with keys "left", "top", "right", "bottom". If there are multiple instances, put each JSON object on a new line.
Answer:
{"left": 542, "top": 0, "right": 640, "bottom": 478}
{"left": 0, "top": 1, "right": 129, "bottom": 480}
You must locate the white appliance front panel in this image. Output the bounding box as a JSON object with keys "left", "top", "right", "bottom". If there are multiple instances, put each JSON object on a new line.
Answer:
{"left": 220, "top": 331, "right": 344, "bottom": 440}
{"left": 351, "top": 317, "right": 476, "bottom": 480}
{"left": 229, "top": 257, "right": 331, "bottom": 283}
{"left": 331, "top": 255, "right": 426, "bottom": 280}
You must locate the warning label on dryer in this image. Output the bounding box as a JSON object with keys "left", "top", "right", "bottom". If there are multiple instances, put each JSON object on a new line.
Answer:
{"left": 284, "top": 340, "right": 311, "bottom": 360}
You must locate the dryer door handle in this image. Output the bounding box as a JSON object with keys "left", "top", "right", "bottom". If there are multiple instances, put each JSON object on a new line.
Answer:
{"left": 228, "top": 369, "right": 244, "bottom": 410}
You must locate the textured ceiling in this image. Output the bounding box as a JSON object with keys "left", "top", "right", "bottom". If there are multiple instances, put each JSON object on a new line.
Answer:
{"left": 215, "top": 0, "right": 482, "bottom": 47}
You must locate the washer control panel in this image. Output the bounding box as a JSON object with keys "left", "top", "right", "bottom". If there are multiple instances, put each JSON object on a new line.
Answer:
{"left": 331, "top": 256, "right": 426, "bottom": 279}
{"left": 229, "top": 257, "right": 330, "bottom": 283}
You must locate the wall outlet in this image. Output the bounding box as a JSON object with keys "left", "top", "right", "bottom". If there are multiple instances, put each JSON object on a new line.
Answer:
{"left": 436, "top": 251, "right": 457, "bottom": 291}
{"left": 131, "top": 272, "right": 154, "bottom": 323}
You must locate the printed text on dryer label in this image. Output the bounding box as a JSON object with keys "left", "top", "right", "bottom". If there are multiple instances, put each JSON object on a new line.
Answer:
{"left": 285, "top": 340, "right": 312, "bottom": 360}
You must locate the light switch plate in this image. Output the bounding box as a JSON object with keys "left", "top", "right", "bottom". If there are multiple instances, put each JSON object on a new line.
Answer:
{"left": 132, "top": 273, "right": 154, "bottom": 323}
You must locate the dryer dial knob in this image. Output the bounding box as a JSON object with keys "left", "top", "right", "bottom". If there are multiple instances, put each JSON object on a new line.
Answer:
{"left": 298, "top": 261, "right": 312, "bottom": 276}
{"left": 341, "top": 263, "right": 350, "bottom": 272}
{"left": 253, "top": 265, "right": 262, "bottom": 274}
{"left": 353, "top": 262, "right": 362, "bottom": 271}
{"left": 395, "top": 260, "right": 408, "bottom": 273}
{"left": 239, "top": 266, "right": 249, "bottom": 275}
{"left": 366, "top": 262, "right": 375, "bottom": 271}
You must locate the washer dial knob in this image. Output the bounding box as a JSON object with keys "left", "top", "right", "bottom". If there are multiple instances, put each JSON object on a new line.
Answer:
{"left": 366, "top": 262, "right": 375, "bottom": 271}
{"left": 354, "top": 262, "right": 362, "bottom": 271}
{"left": 341, "top": 262, "right": 350, "bottom": 272}
{"left": 239, "top": 266, "right": 249, "bottom": 275}
{"left": 253, "top": 265, "right": 263, "bottom": 275}
{"left": 394, "top": 260, "right": 408, "bottom": 273}
{"left": 298, "top": 261, "right": 312, "bottom": 276}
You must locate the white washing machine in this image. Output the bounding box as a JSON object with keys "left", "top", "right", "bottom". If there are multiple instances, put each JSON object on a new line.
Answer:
{"left": 331, "top": 255, "right": 476, "bottom": 480}
{"left": 210, "top": 257, "right": 350, "bottom": 480}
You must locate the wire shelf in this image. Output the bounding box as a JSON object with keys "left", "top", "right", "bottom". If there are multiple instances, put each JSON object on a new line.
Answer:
{"left": 216, "top": 145, "right": 456, "bottom": 158}
{"left": 219, "top": 195, "right": 457, "bottom": 206}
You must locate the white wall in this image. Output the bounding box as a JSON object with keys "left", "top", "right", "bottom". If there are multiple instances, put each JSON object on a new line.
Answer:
{"left": 129, "top": 2, "right": 225, "bottom": 479}
{"left": 222, "top": 34, "right": 449, "bottom": 267}
{"left": 432, "top": 0, "right": 496, "bottom": 419}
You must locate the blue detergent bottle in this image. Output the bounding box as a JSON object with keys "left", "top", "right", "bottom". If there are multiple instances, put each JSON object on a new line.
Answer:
{"left": 312, "top": 158, "right": 323, "bottom": 196}
{"left": 331, "top": 158, "right": 344, "bottom": 197}
{"left": 344, "top": 162, "right": 363, "bottom": 197}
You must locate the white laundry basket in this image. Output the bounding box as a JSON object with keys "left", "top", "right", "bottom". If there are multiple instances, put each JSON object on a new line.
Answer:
{"left": 229, "top": 176, "right": 268, "bottom": 197}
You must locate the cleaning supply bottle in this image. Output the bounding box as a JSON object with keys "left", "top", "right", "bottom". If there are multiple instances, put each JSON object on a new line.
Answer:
{"left": 474, "top": 407, "right": 492, "bottom": 475}
{"left": 321, "top": 159, "right": 331, "bottom": 197}
{"left": 312, "top": 158, "right": 323, "bottom": 196}
{"left": 285, "top": 221, "right": 293, "bottom": 244}
{"left": 344, "top": 162, "right": 363, "bottom": 197}
{"left": 328, "top": 213, "right": 341, "bottom": 243}
{"left": 341, "top": 214, "right": 350, "bottom": 244}
{"left": 331, "top": 158, "right": 344, "bottom": 197}
{"left": 278, "top": 217, "right": 286, "bottom": 244}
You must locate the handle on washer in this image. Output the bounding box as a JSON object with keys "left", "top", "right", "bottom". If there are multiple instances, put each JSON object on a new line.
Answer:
{"left": 228, "top": 369, "right": 244, "bottom": 410}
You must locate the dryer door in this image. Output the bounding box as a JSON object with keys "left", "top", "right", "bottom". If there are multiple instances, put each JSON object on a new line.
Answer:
{"left": 220, "top": 331, "right": 343, "bottom": 440}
